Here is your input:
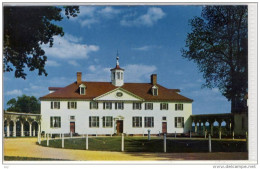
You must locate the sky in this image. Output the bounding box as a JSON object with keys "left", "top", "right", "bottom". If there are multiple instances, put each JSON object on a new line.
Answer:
{"left": 3, "top": 5, "right": 231, "bottom": 114}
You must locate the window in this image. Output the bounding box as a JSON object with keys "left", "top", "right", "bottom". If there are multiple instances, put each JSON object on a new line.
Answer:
{"left": 103, "top": 116, "right": 113, "bottom": 128}
{"left": 175, "top": 104, "right": 184, "bottom": 111}
{"left": 175, "top": 117, "right": 184, "bottom": 128}
{"left": 89, "top": 116, "right": 99, "bottom": 128}
{"left": 68, "top": 102, "right": 77, "bottom": 109}
{"left": 80, "top": 87, "right": 85, "bottom": 95}
{"left": 117, "top": 72, "right": 120, "bottom": 79}
{"left": 70, "top": 116, "right": 75, "bottom": 121}
{"left": 51, "top": 101, "right": 60, "bottom": 109}
{"left": 121, "top": 72, "right": 123, "bottom": 80}
{"left": 103, "top": 102, "right": 112, "bottom": 109}
{"left": 113, "top": 72, "right": 115, "bottom": 80}
{"left": 145, "top": 103, "right": 153, "bottom": 110}
{"left": 90, "top": 102, "right": 98, "bottom": 109}
{"left": 132, "top": 117, "right": 142, "bottom": 127}
{"left": 115, "top": 102, "right": 124, "bottom": 110}
{"left": 153, "top": 88, "right": 158, "bottom": 96}
{"left": 145, "top": 117, "right": 154, "bottom": 127}
{"left": 162, "top": 116, "right": 167, "bottom": 120}
{"left": 133, "top": 102, "right": 142, "bottom": 110}
{"left": 160, "top": 103, "right": 168, "bottom": 110}
{"left": 50, "top": 116, "right": 61, "bottom": 128}
{"left": 79, "top": 84, "right": 86, "bottom": 95}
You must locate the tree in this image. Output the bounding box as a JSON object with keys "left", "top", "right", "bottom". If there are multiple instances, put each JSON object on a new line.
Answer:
{"left": 6, "top": 95, "right": 40, "bottom": 114}
{"left": 4, "top": 6, "right": 79, "bottom": 79}
{"left": 182, "top": 6, "right": 248, "bottom": 113}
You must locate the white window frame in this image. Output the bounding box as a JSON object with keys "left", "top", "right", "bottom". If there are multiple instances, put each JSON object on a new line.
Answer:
{"left": 145, "top": 103, "right": 153, "bottom": 110}
{"left": 115, "top": 102, "right": 124, "bottom": 110}
{"left": 160, "top": 103, "right": 168, "bottom": 110}
{"left": 103, "top": 102, "right": 112, "bottom": 109}
{"left": 50, "top": 116, "right": 61, "bottom": 128}
{"left": 68, "top": 101, "right": 77, "bottom": 109}
{"left": 89, "top": 116, "right": 99, "bottom": 128}
{"left": 175, "top": 117, "right": 184, "bottom": 128}
{"left": 51, "top": 101, "right": 60, "bottom": 109}
{"left": 133, "top": 102, "right": 142, "bottom": 110}
{"left": 175, "top": 103, "right": 184, "bottom": 111}
{"left": 103, "top": 116, "right": 113, "bottom": 128}
{"left": 144, "top": 117, "right": 154, "bottom": 128}
{"left": 132, "top": 116, "right": 142, "bottom": 128}
{"left": 90, "top": 102, "right": 98, "bottom": 109}
{"left": 117, "top": 72, "right": 120, "bottom": 79}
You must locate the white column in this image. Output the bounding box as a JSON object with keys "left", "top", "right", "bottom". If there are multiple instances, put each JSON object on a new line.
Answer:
{"left": 195, "top": 123, "right": 197, "bottom": 133}
{"left": 210, "top": 123, "right": 214, "bottom": 136}
{"left": 21, "top": 123, "right": 24, "bottom": 137}
{"left": 86, "top": 134, "right": 88, "bottom": 150}
{"left": 13, "top": 122, "right": 16, "bottom": 137}
{"left": 29, "top": 123, "right": 32, "bottom": 137}
{"left": 7, "top": 122, "right": 10, "bottom": 137}
{"left": 62, "top": 134, "right": 64, "bottom": 148}
{"left": 208, "top": 134, "right": 212, "bottom": 152}
{"left": 164, "top": 134, "right": 166, "bottom": 153}
{"left": 121, "top": 133, "right": 124, "bottom": 152}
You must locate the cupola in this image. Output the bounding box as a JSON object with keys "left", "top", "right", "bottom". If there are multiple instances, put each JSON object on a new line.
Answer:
{"left": 110, "top": 53, "right": 124, "bottom": 87}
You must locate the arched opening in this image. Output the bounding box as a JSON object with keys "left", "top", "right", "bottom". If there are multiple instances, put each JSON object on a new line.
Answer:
{"left": 205, "top": 121, "right": 210, "bottom": 135}
{"left": 16, "top": 121, "right": 22, "bottom": 137}
{"left": 32, "top": 121, "right": 39, "bottom": 136}
{"left": 24, "top": 121, "right": 30, "bottom": 136}
{"left": 9, "top": 121, "right": 14, "bottom": 137}
{"left": 220, "top": 121, "right": 228, "bottom": 137}
{"left": 4, "top": 120, "right": 7, "bottom": 137}
{"left": 192, "top": 122, "right": 196, "bottom": 132}
{"left": 213, "top": 121, "right": 219, "bottom": 137}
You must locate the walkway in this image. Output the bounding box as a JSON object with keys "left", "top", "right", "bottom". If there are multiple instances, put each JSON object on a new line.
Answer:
{"left": 4, "top": 138, "right": 248, "bottom": 161}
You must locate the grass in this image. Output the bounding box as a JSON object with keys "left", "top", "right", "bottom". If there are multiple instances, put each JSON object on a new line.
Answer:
{"left": 4, "top": 156, "right": 65, "bottom": 161}
{"left": 40, "top": 136, "right": 247, "bottom": 153}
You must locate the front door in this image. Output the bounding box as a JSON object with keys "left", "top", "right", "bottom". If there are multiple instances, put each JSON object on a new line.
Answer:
{"left": 70, "top": 122, "right": 75, "bottom": 134}
{"left": 116, "top": 120, "right": 123, "bottom": 134}
{"left": 162, "top": 122, "right": 167, "bottom": 134}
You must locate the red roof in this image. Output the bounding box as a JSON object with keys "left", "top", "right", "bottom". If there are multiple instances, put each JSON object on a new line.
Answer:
{"left": 110, "top": 65, "right": 124, "bottom": 71}
{"left": 40, "top": 81, "right": 193, "bottom": 102}
{"left": 48, "top": 87, "right": 63, "bottom": 91}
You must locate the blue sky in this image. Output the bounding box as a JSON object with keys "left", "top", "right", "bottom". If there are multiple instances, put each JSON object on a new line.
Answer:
{"left": 3, "top": 5, "right": 231, "bottom": 114}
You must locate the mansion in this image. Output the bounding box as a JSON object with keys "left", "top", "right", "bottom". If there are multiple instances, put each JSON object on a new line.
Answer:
{"left": 40, "top": 57, "right": 193, "bottom": 135}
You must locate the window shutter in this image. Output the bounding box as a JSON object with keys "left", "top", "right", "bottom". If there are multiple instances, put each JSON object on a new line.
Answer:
{"left": 160, "top": 103, "right": 162, "bottom": 110}
{"left": 151, "top": 103, "right": 153, "bottom": 110}
{"left": 103, "top": 117, "right": 105, "bottom": 127}
{"left": 140, "top": 103, "right": 142, "bottom": 110}
{"left": 140, "top": 117, "right": 142, "bottom": 127}
{"left": 50, "top": 117, "right": 53, "bottom": 127}
{"left": 89, "top": 117, "right": 91, "bottom": 127}
{"left": 58, "top": 102, "right": 60, "bottom": 109}
{"left": 110, "top": 103, "right": 112, "bottom": 109}
{"left": 122, "top": 102, "right": 124, "bottom": 109}
{"left": 166, "top": 103, "right": 168, "bottom": 110}
{"left": 90, "top": 102, "right": 92, "bottom": 109}
{"left": 75, "top": 102, "right": 77, "bottom": 109}
{"left": 145, "top": 103, "right": 147, "bottom": 110}
{"left": 97, "top": 102, "right": 99, "bottom": 109}
{"left": 175, "top": 117, "right": 177, "bottom": 127}
{"left": 181, "top": 104, "right": 183, "bottom": 110}
{"left": 175, "top": 104, "right": 177, "bottom": 110}
{"left": 115, "top": 103, "right": 117, "bottom": 109}
{"left": 97, "top": 117, "right": 99, "bottom": 127}
{"left": 182, "top": 117, "right": 184, "bottom": 127}
{"left": 103, "top": 102, "right": 105, "bottom": 109}
{"left": 133, "top": 103, "right": 135, "bottom": 110}
{"left": 51, "top": 102, "right": 53, "bottom": 109}
{"left": 68, "top": 102, "right": 70, "bottom": 109}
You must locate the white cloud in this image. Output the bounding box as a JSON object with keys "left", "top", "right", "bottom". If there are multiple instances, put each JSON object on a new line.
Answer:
{"left": 79, "top": 18, "right": 99, "bottom": 27}
{"left": 46, "top": 60, "right": 60, "bottom": 67}
{"left": 132, "top": 45, "right": 161, "bottom": 51}
{"left": 68, "top": 60, "right": 80, "bottom": 67}
{"left": 98, "top": 7, "right": 120, "bottom": 18}
{"left": 124, "top": 64, "right": 157, "bottom": 82}
{"left": 78, "top": 6, "right": 97, "bottom": 18}
{"left": 42, "top": 34, "right": 99, "bottom": 59}
{"left": 88, "top": 65, "right": 96, "bottom": 72}
{"left": 84, "top": 65, "right": 111, "bottom": 82}
{"left": 6, "top": 89, "right": 22, "bottom": 96}
{"left": 121, "top": 7, "right": 165, "bottom": 27}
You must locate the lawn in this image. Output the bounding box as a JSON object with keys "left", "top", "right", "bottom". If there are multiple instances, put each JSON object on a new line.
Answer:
{"left": 40, "top": 136, "right": 247, "bottom": 153}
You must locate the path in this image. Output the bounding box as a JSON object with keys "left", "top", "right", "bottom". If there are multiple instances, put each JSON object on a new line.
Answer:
{"left": 4, "top": 138, "right": 248, "bottom": 161}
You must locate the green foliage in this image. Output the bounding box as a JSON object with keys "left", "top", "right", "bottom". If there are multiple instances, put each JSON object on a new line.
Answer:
{"left": 6, "top": 94, "right": 40, "bottom": 114}
{"left": 4, "top": 6, "right": 79, "bottom": 79}
{"left": 182, "top": 6, "right": 248, "bottom": 113}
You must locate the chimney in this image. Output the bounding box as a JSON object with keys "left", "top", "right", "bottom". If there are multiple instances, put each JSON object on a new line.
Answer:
{"left": 77, "top": 72, "right": 82, "bottom": 84}
{"left": 151, "top": 74, "right": 157, "bottom": 85}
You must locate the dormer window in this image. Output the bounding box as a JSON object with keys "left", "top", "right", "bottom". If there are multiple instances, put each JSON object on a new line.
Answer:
{"left": 152, "top": 86, "right": 158, "bottom": 96}
{"left": 79, "top": 84, "right": 86, "bottom": 95}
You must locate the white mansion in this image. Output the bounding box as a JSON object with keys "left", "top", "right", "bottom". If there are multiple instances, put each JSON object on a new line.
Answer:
{"left": 40, "top": 57, "right": 193, "bottom": 135}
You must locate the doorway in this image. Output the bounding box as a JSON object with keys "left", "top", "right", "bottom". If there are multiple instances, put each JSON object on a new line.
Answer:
{"left": 116, "top": 120, "right": 123, "bottom": 134}
{"left": 70, "top": 122, "right": 75, "bottom": 134}
{"left": 162, "top": 122, "right": 167, "bottom": 134}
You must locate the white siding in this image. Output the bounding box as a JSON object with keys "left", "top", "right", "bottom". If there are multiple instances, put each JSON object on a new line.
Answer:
{"left": 41, "top": 100, "right": 192, "bottom": 135}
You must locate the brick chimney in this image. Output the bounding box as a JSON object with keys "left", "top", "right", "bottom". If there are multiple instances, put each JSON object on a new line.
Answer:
{"left": 151, "top": 74, "right": 157, "bottom": 85}
{"left": 77, "top": 72, "right": 82, "bottom": 84}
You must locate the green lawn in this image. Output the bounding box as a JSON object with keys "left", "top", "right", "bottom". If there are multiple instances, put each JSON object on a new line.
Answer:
{"left": 40, "top": 136, "right": 247, "bottom": 153}
{"left": 4, "top": 156, "right": 65, "bottom": 161}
